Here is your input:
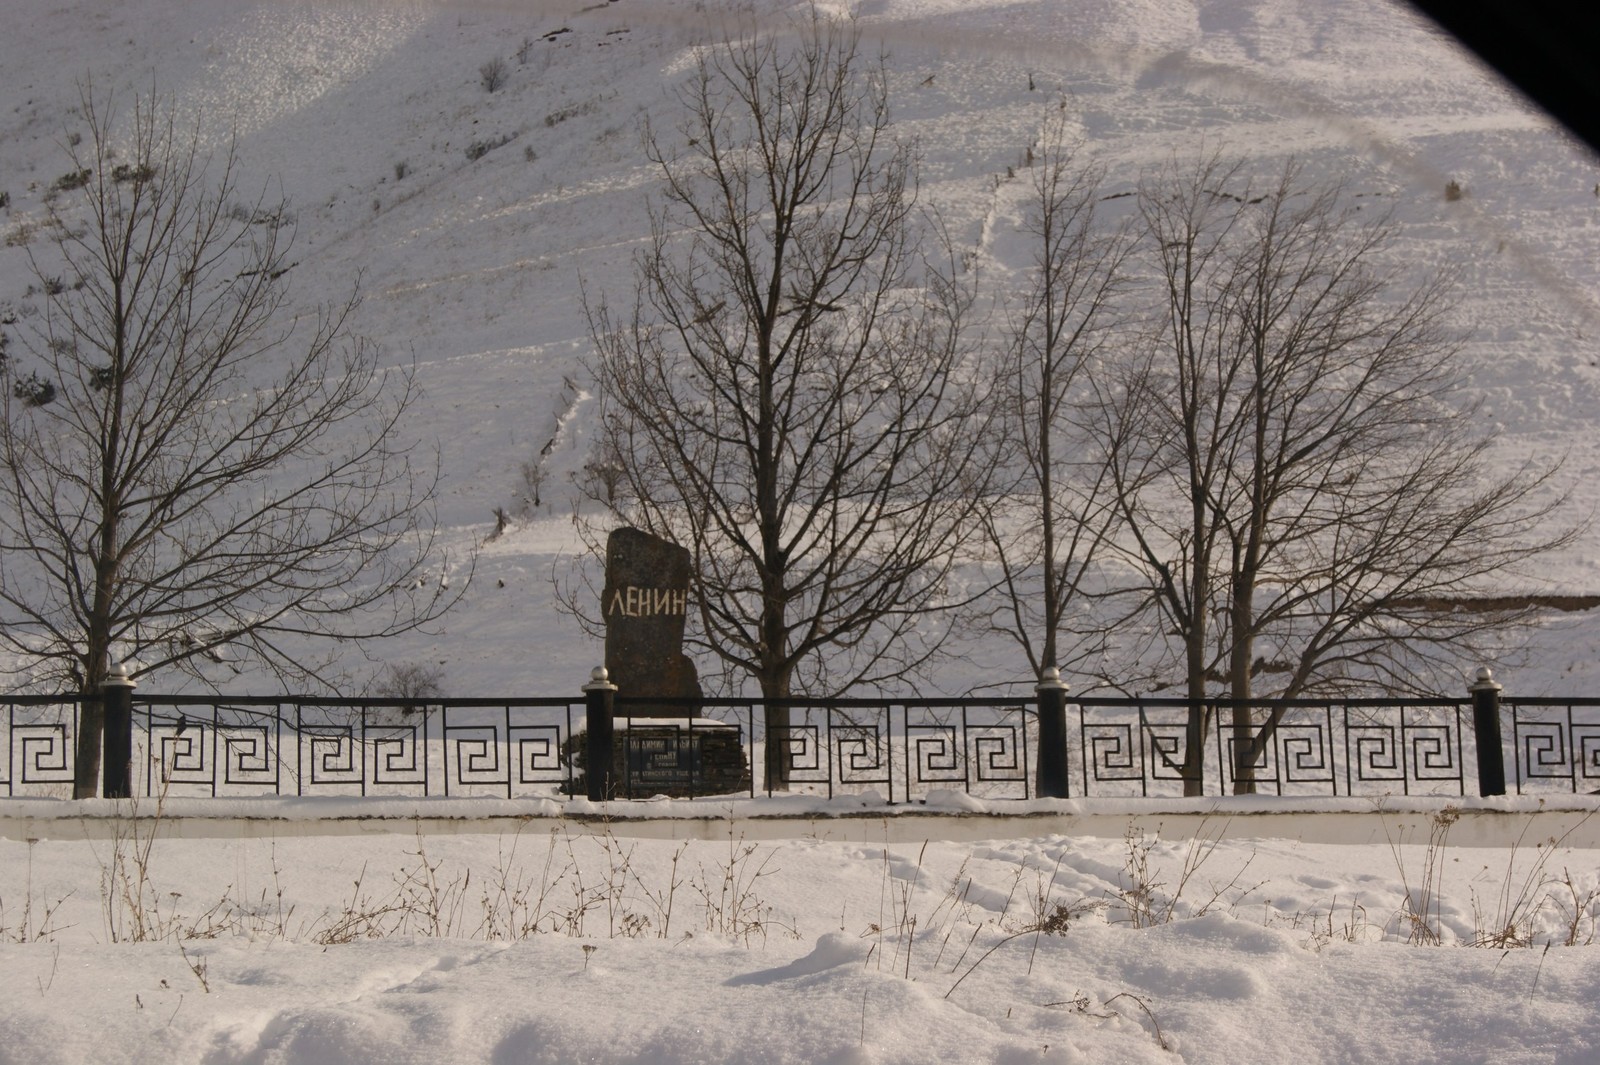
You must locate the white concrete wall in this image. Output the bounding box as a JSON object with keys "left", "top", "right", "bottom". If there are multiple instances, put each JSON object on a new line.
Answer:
{"left": 4, "top": 794, "right": 1597, "bottom": 847}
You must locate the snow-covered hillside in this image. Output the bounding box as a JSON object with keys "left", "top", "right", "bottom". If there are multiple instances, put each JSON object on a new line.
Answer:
{"left": 1, "top": 0, "right": 1597, "bottom": 698}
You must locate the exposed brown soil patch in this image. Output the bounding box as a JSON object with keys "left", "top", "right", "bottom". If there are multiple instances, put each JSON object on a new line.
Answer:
{"left": 1392, "top": 594, "right": 1600, "bottom": 614}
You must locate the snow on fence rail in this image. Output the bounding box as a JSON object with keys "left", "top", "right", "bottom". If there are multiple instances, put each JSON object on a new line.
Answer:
{"left": 3, "top": 686, "right": 1599, "bottom": 801}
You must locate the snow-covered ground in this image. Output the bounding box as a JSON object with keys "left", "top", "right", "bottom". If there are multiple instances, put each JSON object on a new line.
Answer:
{"left": 3, "top": 801, "right": 1599, "bottom": 1064}
{"left": 3, "top": 2, "right": 1600, "bottom": 1061}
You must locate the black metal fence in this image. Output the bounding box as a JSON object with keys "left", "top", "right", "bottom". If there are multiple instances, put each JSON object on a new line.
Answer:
{"left": 653, "top": 697, "right": 1037, "bottom": 803}
{"left": 1068, "top": 696, "right": 1472, "bottom": 798}
{"left": 1506, "top": 698, "right": 1600, "bottom": 793}
{"left": 134, "top": 696, "right": 585, "bottom": 798}
{"left": 1, "top": 687, "right": 1596, "bottom": 801}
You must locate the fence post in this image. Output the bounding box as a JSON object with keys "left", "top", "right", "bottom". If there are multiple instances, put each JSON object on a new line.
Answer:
{"left": 584, "top": 666, "right": 618, "bottom": 801}
{"left": 100, "top": 664, "right": 137, "bottom": 799}
{"left": 1035, "top": 667, "right": 1070, "bottom": 799}
{"left": 1469, "top": 666, "right": 1506, "bottom": 797}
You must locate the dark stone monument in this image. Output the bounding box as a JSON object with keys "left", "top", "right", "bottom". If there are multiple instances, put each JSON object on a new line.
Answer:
{"left": 589, "top": 527, "right": 749, "bottom": 797}
{"left": 602, "top": 526, "right": 701, "bottom": 713}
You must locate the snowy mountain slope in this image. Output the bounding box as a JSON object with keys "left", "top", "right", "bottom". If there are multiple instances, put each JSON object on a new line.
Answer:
{"left": 1, "top": 0, "right": 1597, "bottom": 697}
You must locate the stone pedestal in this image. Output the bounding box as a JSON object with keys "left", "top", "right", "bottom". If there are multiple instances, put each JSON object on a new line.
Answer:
{"left": 615, "top": 719, "right": 751, "bottom": 797}
{"left": 566, "top": 718, "right": 752, "bottom": 798}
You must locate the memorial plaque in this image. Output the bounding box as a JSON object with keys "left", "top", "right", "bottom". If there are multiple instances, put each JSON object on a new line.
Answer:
{"left": 602, "top": 526, "right": 701, "bottom": 715}
{"left": 619, "top": 723, "right": 751, "bottom": 797}
{"left": 566, "top": 721, "right": 752, "bottom": 799}
{"left": 626, "top": 727, "right": 696, "bottom": 791}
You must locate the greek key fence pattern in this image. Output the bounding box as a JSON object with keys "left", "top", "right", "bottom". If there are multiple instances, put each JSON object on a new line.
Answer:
{"left": 2, "top": 693, "right": 1597, "bottom": 800}
{"left": 1507, "top": 699, "right": 1600, "bottom": 793}
{"left": 1072, "top": 698, "right": 1469, "bottom": 797}
{"left": 1, "top": 699, "right": 77, "bottom": 792}
{"left": 748, "top": 699, "right": 1033, "bottom": 802}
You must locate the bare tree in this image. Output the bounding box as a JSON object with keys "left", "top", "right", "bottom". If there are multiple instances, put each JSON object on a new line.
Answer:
{"left": 0, "top": 85, "right": 459, "bottom": 796}
{"left": 479, "top": 56, "right": 509, "bottom": 93}
{"left": 980, "top": 110, "right": 1137, "bottom": 683}
{"left": 369, "top": 660, "right": 447, "bottom": 721}
{"left": 585, "top": 14, "right": 988, "bottom": 730}
{"left": 1103, "top": 153, "right": 1572, "bottom": 792}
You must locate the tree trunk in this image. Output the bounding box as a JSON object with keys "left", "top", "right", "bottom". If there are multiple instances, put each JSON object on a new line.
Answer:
{"left": 73, "top": 584, "right": 116, "bottom": 798}
{"left": 1181, "top": 625, "right": 1209, "bottom": 796}
{"left": 760, "top": 667, "right": 792, "bottom": 792}
{"left": 72, "top": 696, "right": 104, "bottom": 799}
{"left": 1229, "top": 580, "right": 1258, "bottom": 795}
